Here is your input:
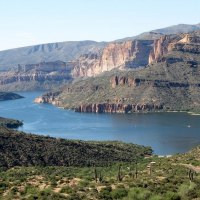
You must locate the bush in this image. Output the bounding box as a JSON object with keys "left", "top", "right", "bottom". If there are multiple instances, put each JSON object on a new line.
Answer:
{"left": 124, "top": 187, "right": 151, "bottom": 200}
{"left": 111, "top": 187, "right": 128, "bottom": 199}
{"left": 99, "top": 186, "right": 112, "bottom": 200}
{"left": 60, "top": 186, "right": 73, "bottom": 194}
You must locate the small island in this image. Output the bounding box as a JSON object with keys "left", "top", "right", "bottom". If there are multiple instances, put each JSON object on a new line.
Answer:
{"left": 0, "top": 92, "right": 24, "bottom": 101}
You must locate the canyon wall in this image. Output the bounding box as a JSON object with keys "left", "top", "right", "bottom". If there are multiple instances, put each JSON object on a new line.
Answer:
{"left": 71, "top": 40, "right": 154, "bottom": 77}
{"left": 0, "top": 61, "right": 73, "bottom": 90}
{"left": 149, "top": 32, "right": 200, "bottom": 64}
{"left": 1, "top": 31, "right": 200, "bottom": 91}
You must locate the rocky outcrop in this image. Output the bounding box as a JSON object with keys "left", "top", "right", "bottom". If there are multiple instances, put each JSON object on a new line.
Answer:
{"left": 34, "top": 91, "right": 61, "bottom": 106}
{"left": 75, "top": 103, "right": 164, "bottom": 113}
{"left": 0, "top": 61, "right": 73, "bottom": 90}
{"left": 72, "top": 40, "right": 154, "bottom": 77}
{"left": 149, "top": 32, "right": 200, "bottom": 63}
{"left": 99, "top": 40, "right": 153, "bottom": 70}
{"left": 71, "top": 54, "right": 100, "bottom": 77}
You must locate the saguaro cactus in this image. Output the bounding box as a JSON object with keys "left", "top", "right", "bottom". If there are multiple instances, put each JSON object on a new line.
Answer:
{"left": 135, "top": 162, "right": 138, "bottom": 179}
{"left": 188, "top": 169, "right": 194, "bottom": 181}
{"left": 117, "top": 165, "right": 124, "bottom": 181}
{"left": 94, "top": 167, "right": 98, "bottom": 183}
{"left": 99, "top": 171, "right": 103, "bottom": 183}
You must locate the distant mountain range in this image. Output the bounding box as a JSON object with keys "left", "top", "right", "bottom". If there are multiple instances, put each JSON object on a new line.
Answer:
{"left": 0, "top": 23, "right": 200, "bottom": 69}
{"left": 0, "top": 22, "right": 200, "bottom": 94}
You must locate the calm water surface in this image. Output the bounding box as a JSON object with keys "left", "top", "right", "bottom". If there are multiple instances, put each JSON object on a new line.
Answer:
{"left": 1, "top": 91, "right": 200, "bottom": 155}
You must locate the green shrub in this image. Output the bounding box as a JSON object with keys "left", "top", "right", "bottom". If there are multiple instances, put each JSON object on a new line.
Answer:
{"left": 60, "top": 186, "right": 73, "bottom": 194}
{"left": 111, "top": 187, "right": 128, "bottom": 199}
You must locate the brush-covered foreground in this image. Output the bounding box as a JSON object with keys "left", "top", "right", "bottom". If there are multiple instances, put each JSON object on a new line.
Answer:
{"left": 0, "top": 126, "right": 199, "bottom": 199}
{"left": 0, "top": 147, "right": 200, "bottom": 200}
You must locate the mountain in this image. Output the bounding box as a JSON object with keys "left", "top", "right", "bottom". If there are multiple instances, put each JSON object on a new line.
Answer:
{"left": 0, "top": 40, "right": 106, "bottom": 70}
{"left": 35, "top": 31, "right": 200, "bottom": 113}
{"left": 152, "top": 23, "right": 200, "bottom": 34}
{"left": 115, "top": 23, "right": 200, "bottom": 42}
{"left": 0, "top": 23, "right": 200, "bottom": 69}
{"left": 0, "top": 23, "right": 200, "bottom": 91}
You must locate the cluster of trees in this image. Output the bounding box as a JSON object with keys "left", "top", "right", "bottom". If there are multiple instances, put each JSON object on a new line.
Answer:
{"left": 0, "top": 117, "right": 23, "bottom": 128}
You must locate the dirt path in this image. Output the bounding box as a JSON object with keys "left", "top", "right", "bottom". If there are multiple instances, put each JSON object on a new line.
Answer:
{"left": 180, "top": 164, "right": 200, "bottom": 173}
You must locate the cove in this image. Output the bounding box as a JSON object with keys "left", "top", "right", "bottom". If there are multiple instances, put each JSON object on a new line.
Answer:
{"left": 0, "top": 91, "right": 200, "bottom": 155}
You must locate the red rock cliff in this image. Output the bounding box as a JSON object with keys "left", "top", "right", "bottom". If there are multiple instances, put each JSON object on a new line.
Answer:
{"left": 72, "top": 40, "right": 153, "bottom": 77}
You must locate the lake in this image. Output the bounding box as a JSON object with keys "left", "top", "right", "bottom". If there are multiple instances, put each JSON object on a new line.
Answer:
{"left": 1, "top": 91, "right": 200, "bottom": 155}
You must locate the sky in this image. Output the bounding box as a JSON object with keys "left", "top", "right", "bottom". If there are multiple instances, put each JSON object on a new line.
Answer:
{"left": 0, "top": 0, "right": 200, "bottom": 51}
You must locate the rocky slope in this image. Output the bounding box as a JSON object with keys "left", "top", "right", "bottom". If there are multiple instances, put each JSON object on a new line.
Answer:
{"left": 35, "top": 31, "right": 200, "bottom": 113}
{"left": 72, "top": 40, "right": 154, "bottom": 77}
{"left": 0, "top": 61, "right": 73, "bottom": 91}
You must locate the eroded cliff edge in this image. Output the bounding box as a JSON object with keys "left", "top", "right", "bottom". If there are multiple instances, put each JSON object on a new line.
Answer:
{"left": 35, "top": 31, "right": 200, "bottom": 113}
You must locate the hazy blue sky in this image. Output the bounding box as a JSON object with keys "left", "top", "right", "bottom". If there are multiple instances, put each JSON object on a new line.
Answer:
{"left": 0, "top": 0, "right": 200, "bottom": 50}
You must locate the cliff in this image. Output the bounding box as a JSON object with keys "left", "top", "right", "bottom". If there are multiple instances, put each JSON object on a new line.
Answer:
{"left": 149, "top": 31, "right": 200, "bottom": 64}
{"left": 71, "top": 40, "right": 154, "bottom": 77}
{"left": 0, "top": 61, "right": 73, "bottom": 91}
{"left": 35, "top": 31, "right": 200, "bottom": 113}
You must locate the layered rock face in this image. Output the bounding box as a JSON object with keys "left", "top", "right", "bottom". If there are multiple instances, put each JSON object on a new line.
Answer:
{"left": 35, "top": 31, "right": 200, "bottom": 113}
{"left": 0, "top": 61, "right": 73, "bottom": 91}
{"left": 34, "top": 91, "right": 61, "bottom": 106}
{"left": 71, "top": 40, "right": 154, "bottom": 77}
{"left": 72, "top": 31, "right": 200, "bottom": 78}
{"left": 149, "top": 32, "right": 200, "bottom": 63}
{"left": 75, "top": 103, "right": 163, "bottom": 113}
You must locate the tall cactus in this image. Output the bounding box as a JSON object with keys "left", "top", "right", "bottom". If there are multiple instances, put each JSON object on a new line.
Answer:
{"left": 135, "top": 161, "right": 138, "bottom": 179}
{"left": 94, "top": 166, "right": 98, "bottom": 183}
{"left": 117, "top": 165, "right": 124, "bottom": 181}
{"left": 188, "top": 169, "right": 194, "bottom": 181}
{"left": 99, "top": 170, "right": 103, "bottom": 183}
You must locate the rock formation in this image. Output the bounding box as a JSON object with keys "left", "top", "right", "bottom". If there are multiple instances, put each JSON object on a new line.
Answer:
{"left": 0, "top": 61, "right": 73, "bottom": 91}
{"left": 149, "top": 32, "right": 200, "bottom": 64}
{"left": 35, "top": 31, "right": 200, "bottom": 113}
{"left": 72, "top": 40, "right": 154, "bottom": 77}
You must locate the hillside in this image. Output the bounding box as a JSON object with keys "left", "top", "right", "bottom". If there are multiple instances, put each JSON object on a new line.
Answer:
{"left": 0, "top": 41, "right": 106, "bottom": 70}
{"left": 0, "top": 127, "right": 152, "bottom": 169}
{"left": 35, "top": 31, "right": 200, "bottom": 113}
{"left": 0, "top": 117, "right": 23, "bottom": 128}
{"left": 0, "top": 138, "right": 199, "bottom": 199}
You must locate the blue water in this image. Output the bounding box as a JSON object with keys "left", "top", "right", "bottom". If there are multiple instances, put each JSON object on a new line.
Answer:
{"left": 1, "top": 91, "right": 200, "bottom": 155}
